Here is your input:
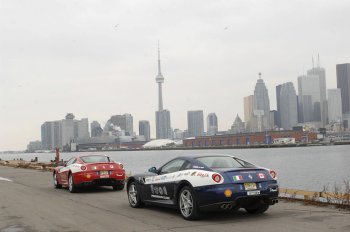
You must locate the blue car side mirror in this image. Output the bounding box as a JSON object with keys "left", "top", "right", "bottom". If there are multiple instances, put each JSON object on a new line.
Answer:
{"left": 148, "top": 167, "right": 158, "bottom": 173}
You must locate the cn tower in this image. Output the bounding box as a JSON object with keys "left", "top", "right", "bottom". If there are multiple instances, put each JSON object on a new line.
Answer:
{"left": 155, "top": 42, "right": 164, "bottom": 111}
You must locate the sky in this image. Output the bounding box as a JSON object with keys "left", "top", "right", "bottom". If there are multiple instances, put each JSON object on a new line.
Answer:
{"left": 1, "top": 0, "right": 350, "bottom": 151}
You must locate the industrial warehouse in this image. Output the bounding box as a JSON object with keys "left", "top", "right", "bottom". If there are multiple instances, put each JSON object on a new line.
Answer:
{"left": 183, "top": 130, "right": 317, "bottom": 148}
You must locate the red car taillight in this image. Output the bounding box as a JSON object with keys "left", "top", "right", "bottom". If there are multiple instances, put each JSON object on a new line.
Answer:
{"left": 81, "top": 166, "right": 87, "bottom": 171}
{"left": 212, "top": 173, "right": 222, "bottom": 183}
{"left": 269, "top": 170, "right": 277, "bottom": 180}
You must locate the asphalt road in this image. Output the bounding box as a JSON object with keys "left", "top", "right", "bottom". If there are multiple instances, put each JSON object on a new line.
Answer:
{"left": 0, "top": 166, "right": 349, "bottom": 232}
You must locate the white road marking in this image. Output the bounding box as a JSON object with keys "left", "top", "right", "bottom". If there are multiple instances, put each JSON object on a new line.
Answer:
{"left": 0, "top": 177, "right": 13, "bottom": 182}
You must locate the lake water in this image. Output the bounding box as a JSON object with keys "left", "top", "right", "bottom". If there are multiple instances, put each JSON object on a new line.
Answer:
{"left": 1, "top": 145, "right": 349, "bottom": 192}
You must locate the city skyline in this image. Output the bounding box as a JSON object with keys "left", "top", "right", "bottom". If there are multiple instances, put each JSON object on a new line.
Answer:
{"left": 1, "top": 0, "right": 350, "bottom": 150}
{"left": 34, "top": 59, "right": 349, "bottom": 150}
{"left": 10, "top": 61, "right": 350, "bottom": 150}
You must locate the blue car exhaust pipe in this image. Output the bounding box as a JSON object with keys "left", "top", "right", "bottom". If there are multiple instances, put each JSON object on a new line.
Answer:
{"left": 220, "top": 204, "right": 233, "bottom": 210}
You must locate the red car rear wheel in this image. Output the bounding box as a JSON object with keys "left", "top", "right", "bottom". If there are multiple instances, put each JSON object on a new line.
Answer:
{"left": 53, "top": 172, "right": 62, "bottom": 189}
{"left": 68, "top": 173, "right": 78, "bottom": 193}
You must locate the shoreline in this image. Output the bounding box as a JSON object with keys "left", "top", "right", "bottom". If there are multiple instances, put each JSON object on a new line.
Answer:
{"left": 4, "top": 140, "right": 350, "bottom": 154}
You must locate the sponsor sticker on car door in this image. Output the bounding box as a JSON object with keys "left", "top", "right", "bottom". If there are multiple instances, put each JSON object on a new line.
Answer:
{"left": 150, "top": 185, "right": 170, "bottom": 200}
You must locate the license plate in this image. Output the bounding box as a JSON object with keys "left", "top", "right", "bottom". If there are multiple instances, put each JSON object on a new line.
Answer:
{"left": 247, "top": 190, "right": 260, "bottom": 196}
{"left": 244, "top": 182, "right": 257, "bottom": 190}
{"left": 100, "top": 171, "right": 109, "bottom": 178}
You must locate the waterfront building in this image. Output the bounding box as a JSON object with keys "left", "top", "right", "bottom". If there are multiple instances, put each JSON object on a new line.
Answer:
{"left": 252, "top": 73, "right": 271, "bottom": 132}
{"left": 143, "top": 139, "right": 179, "bottom": 149}
{"left": 207, "top": 113, "right": 218, "bottom": 136}
{"left": 279, "top": 82, "right": 298, "bottom": 130}
{"left": 275, "top": 84, "right": 282, "bottom": 128}
{"left": 106, "top": 114, "right": 133, "bottom": 136}
{"left": 231, "top": 114, "right": 245, "bottom": 134}
{"left": 297, "top": 74, "right": 322, "bottom": 124}
{"left": 336, "top": 63, "right": 350, "bottom": 128}
{"left": 155, "top": 42, "right": 172, "bottom": 138}
{"left": 173, "top": 129, "right": 184, "bottom": 140}
{"left": 243, "top": 95, "right": 254, "bottom": 132}
{"left": 26, "top": 140, "right": 42, "bottom": 153}
{"left": 327, "top": 89, "right": 342, "bottom": 123}
{"left": 76, "top": 135, "right": 147, "bottom": 151}
{"left": 41, "top": 113, "right": 89, "bottom": 150}
{"left": 182, "top": 130, "right": 189, "bottom": 139}
{"left": 183, "top": 130, "right": 317, "bottom": 147}
{"left": 91, "top": 121, "right": 103, "bottom": 137}
{"left": 41, "top": 121, "right": 55, "bottom": 150}
{"left": 139, "top": 120, "right": 151, "bottom": 141}
{"left": 187, "top": 110, "right": 204, "bottom": 137}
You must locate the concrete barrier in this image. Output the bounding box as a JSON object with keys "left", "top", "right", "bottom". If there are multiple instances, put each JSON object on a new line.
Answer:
{"left": 279, "top": 188, "right": 350, "bottom": 203}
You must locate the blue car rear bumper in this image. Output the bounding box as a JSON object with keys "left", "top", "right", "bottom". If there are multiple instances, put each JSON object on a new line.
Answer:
{"left": 194, "top": 181, "right": 279, "bottom": 211}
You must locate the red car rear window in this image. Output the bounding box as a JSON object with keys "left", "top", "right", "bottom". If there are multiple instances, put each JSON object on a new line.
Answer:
{"left": 80, "top": 156, "right": 110, "bottom": 163}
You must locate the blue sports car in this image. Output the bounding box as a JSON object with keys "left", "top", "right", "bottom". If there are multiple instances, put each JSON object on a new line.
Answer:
{"left": 126, "top": 154, "right": 279, "bottom": 220}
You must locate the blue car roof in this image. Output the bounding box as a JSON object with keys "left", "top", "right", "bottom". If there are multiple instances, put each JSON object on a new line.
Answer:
{"left": 178, "top": 154, "right": 236, "bottom": 160}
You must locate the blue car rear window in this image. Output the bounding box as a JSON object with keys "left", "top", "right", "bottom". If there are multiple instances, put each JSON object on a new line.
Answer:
{"left": 196, "top": 157, "right": 255, "bottom": 169}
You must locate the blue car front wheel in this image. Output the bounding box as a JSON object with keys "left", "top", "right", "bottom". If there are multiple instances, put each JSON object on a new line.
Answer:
{"left": 128, "top": 182, "right": 144, "bottom": 208}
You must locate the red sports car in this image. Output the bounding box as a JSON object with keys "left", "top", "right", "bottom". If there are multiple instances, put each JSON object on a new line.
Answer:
{"left": 53, "top": 154, "right": 125, "bottom": 192}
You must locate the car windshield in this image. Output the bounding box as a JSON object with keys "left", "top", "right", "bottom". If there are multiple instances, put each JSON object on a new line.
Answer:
{"left": 196, "top": 156, "right": 256, "bottom": 169}
{"left": 80, "top": 155, "right": 110, "bottom": 163}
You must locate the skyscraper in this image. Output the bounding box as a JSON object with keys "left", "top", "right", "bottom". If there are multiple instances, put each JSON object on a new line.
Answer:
{"left": 298, "top": 74, "right": 321, "bottom": 123}
{"left": 243, "top": 95, "right": 254, "bottom": 132}
{"left": 187, "top": 110, "right": 204, "bottom": 137}
{"left": 275, "top": 84, "right": 282, "bottom": 128}
{"left": 327, "top": 89, "right": 342, "bottom": 123}
{"left": 156, "top": 110, "right": 172, "bottom": 139}
{"left": 91, "top": 121, "right": 103, "bottom": 137}
{"left": 106, "top": 114, "right": 133, "bottom": 136}
{"left": 139, "top": 120, "right": 151, "bottom": 141}
{"left": 336, "top": 63, "right": 350, "bottom": 127}
{"left": 41, "top": 121, "right": 56, "bottom": 150}
{"left": 155, "top": 43, "right": 172, "bottom": 138}
{"left": 279, "top": 82, "right": 298, "bottom": 130}
{"left": 307, "top": 59, "right": 327, "bottom": 126}
{"left": 269, "top": 110, "right": 277, "bottom": 129}
{"left": 207, "top": 113, "right": 218, "bottom": 135}
{"left": 75, "top": 118, "right": 89, "bottom": 139}
{"left": 61, "top": 113, "right": 75, "bottom": 147}
{"left": 253, "top": 73, "right": 270, "bottom": 131}
{"left": 231, "top": 114, "right": 245, "bottom": 134}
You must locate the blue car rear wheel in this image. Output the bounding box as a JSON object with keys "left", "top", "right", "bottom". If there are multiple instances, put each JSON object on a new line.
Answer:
{"left": 178, "top": 186, "right": 200, "bottom": 220}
